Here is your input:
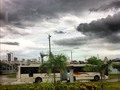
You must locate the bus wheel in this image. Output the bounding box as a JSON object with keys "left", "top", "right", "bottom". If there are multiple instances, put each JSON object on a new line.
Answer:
{"left": 94, "top": 76, "right": 100, "bottom": 81}
{"left": 35, "top": 77, "right": 42, "bottom": 83}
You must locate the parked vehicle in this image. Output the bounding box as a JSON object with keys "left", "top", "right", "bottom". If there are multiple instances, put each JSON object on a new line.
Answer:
{"left": 17, "top": 64, "right": 108, "bottom": 83}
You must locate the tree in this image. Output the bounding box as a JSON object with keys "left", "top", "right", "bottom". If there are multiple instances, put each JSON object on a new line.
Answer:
{"left": 84, "top": 56, "right": 111, "bottom": 82}
{"left": 112, "top": 63, "right": 120, "bottom": 72}
{"left": 39, "top": 53, "right": 68, "bottom": 84}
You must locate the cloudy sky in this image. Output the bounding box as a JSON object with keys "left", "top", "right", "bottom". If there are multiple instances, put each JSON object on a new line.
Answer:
{"left": 0, "top": 0, "right": 120, "bottom": 61}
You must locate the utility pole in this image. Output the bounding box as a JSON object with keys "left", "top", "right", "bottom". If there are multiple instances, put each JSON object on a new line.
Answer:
{"left": 97, "top": 54, "right": 99, "bottom": 59}
{"left": 48, "top": 34, "right": 55, "bottom": 83}
{"left": 48, "top": 34, "right": 51, "bottom": 54}
{"left": 71, "top": 50, "right": 72, "bottom": 61}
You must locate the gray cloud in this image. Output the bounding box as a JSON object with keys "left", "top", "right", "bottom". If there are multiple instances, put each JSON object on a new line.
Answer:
{"left": 0, "top": 25, "right": 30, "bottom": 38}
{"left": 54, "top": 36, "right": 93, "bottom": 46}
{"left": 54, "top": 35, "right": 120, "bottom": 50}
{"left": 54, "top": 30, "right": 66, "bottom": 34}
{"left": 0, "top": 35, "right": 4, "bottom": 38}
{"left": 54, "top": 12, "right": 120, "bottom": 50}
{"left": 0, "top": 42, "right": 19, "bottom": 45}
{"left": 77, "top": 12, "right": 120, "bottom": 43}
{"left": 90, "top": 0, "right": 120, "bottom": 12}
{"left": 7, "top": 26, "right": 30, "bottom": 36}
{"left": 88, "top": 43, "right": 120, "bottom": 50}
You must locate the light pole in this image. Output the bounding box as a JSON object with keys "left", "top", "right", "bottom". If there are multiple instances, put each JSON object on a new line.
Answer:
{"left": 48, "top": 34, "right": 51, "bottom": 54}
{"left": 62, "top": 50, "right": 73, "bottom": 61}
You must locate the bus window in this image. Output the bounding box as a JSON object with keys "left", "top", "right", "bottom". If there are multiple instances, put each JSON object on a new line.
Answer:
{"left": 21, "top": 67, "right": 29, "bottom": 74}
{"left": 20, "top": 67, "right": 40, "bottom": 74}
{"left": 73, "top": 67, "right": 86, "bottom": 73}
{"left": 33, "top": 67, "right": 39, "bottom": 73}
{"left": 29, "top": 69, "right": 33, "bottom": 77}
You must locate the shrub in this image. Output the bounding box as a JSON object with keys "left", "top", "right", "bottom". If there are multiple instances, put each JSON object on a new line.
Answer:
{"left": 0, "top": 82, "right": 120, "bottom": 90}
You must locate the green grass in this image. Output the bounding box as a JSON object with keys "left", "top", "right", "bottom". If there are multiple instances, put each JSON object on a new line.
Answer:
{"left": 6, "top": 73, "right": 120, "bottom": 79}
{"left": 7, "top": 73, "right": 16, "bottom": 78}
{"left": 109, "top": 74, "right": 120, "bottom": 79}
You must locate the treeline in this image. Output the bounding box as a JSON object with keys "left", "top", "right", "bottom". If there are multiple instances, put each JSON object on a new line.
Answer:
{"left": 0, "top": 61, "right": 18, "bottom": 75}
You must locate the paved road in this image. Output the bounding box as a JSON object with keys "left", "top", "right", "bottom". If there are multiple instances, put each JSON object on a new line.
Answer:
{"left": 0, "top": 75, "right": 17, "bottom": 84}
{"left": 106, "top": 79, "right": 119, "bottom": 82}
{"left": 0, "top": 75, "right": 32, "bottom": 85}
{"left": 0, "top": 75, "right": 119, "bottom": 85}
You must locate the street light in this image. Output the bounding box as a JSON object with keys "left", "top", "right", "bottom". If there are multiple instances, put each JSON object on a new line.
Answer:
{"left": 62, "top": 47, "right": 79, "bottom": 61}
{"left": 62, "top": 50, "right": 73, "bottom": 61}
{"left": 70, "top": 50, "right": 73, "bottom": 61}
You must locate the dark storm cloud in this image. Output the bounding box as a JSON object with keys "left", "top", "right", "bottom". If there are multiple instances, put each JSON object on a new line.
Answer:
{"left": 12, "top": 22, "right": 26, "bottom": 29}
{"left": 0, "top": 42, "right": 19, "bottom": 45}
{"left": 1, "top": 0, "right": 109, "bottom": 24}
{"left": 1, "top": 0, "right": 110, "bottom": 38}
{"left": 0, "top": 12, "right": 5, "bottom": 21}
{"left": 77, "top": 12, "right": 120, "bottom": 43}
{"left": 90, "top": 0, "right": 120, "bottom": 12}
{"left": 1, "top": 0, "right": 115, "bottom": 39}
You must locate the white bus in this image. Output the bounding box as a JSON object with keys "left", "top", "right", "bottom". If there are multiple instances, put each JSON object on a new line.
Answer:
{"left": 17, "top": 64, "right": 108, "bottom": 83}
{"left": 65, "top": 64, "right": 109, "bottom": 82}
{"left": 17, "top": 64, "right": 61, "bottom": 83}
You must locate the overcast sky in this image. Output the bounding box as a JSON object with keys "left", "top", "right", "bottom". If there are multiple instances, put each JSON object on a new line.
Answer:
{"left": 0, "top": 0, "right": 120, "bottom": 61}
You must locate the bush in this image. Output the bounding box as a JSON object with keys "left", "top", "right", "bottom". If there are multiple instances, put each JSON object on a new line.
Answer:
{"left": 0, "top": 82, "right": 120, "bottom": 90}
